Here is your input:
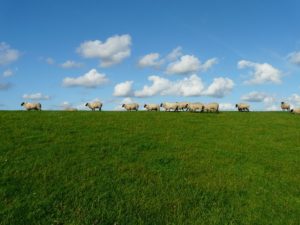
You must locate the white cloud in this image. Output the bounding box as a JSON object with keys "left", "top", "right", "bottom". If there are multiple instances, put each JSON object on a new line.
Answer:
{"left": 113, "top": 80, "right": 133, "bottom": 97}
{"left": 287, "top": 52, "right": 300, "bottom": 66}
{"left": 238, "top": 60, "right": 282, "bottom": 84}
{"left": 138, "top": 53, "right": 163, "bottom": 68}
{"left": 219, "top": 103, "right": 235, "bottom": 111}
{"left": 3, "top": 69, "right": 13, "bottom": 77}
{"left": 77, "top": 34, "right": 131, "bottom": 67}
{"left": 241, "top": 91, "right": 278, "bottom": 111}
{"left": 0, "top": 82, "right": 12, "bottom": 90}
{"left": 288, "top": 94, "right": 300, "bottom": 108}
{"left": 204, "top": 77, "right": 234, "bottom": 98}
{"left": 241, "top": 91, "right": 269, "bottom": 102}
{"left": 22, "top": 93, "right": 50, "bottom": 100}
{"left": 134, "top": 74, "right": 232, "bottom": 98}
{"left": 62, "top": 69, "right": 108, "bottom": 88}
{"left": 166, "top": 55, "right": 200, "bottom": 75}
{"left": 46, "top": 57, "right": 55, "bottom": 65}
{"left": 0, "top": 42, "right": 20, "bottom": 66}
{"left": 166, "top": 55, "right": 217, "bottom": 75}
{"left": 134, "top": 76, "right": 171, "bottom": 97}
{"left": 61, "top": 60, "right": 84, "bottom": 68}
{"left": 166, "top": 46, "right": 183, "bottom": 61}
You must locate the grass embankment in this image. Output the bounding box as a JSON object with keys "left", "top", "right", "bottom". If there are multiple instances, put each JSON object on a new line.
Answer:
{"left": 0, "top": 111, "right": 299, "bottom": 224}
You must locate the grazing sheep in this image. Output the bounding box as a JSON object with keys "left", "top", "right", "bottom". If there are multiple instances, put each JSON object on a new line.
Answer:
{"left": 144, "top": 104, "right": 160, "bottom": 111}
{"left": 177, "top": 102, "right": 189, "bottom": 111}
{"left": 21, "top": 102, "right": 42, "bottom": 111}
{"left": 235, "top": 103, "right": 250, "bottom": 112}
{"left": 203, "top": 103, "right": 219, "bottom": 113}
{"left": 290, "top": 108, "right": 300, "bottom": 114}
{"left": 186, "top": 103, "right": 204, "bottom": 112}
{"left": 122, "top": 103, "right": 139, "bottom": 111}
{"left": 85, "top": 101, "right": 102, "bottom": 111}
{"left": 281, "top": 102, "right": 290, "bottom": 111}
{"left": 160, "top": 102, "right": 179, "bottom": 112}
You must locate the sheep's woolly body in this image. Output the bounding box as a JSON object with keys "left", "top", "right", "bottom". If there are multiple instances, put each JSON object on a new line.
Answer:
{"left": 160, "top": 102, "right": 179, "bottom": 111}
{"left": 85, "top": 102, "right": 102, "bottom": 111}
{"left": 236, "top": 103, "right": 250, "bottom": 112}
{"left": 281, "top": 102, "right": 290, "bottom": 111}
{"left": 291, "top": 108, "right": 300, "bottom": 114}
{"left": 187, "top": 103, "right": 204, "bottom": 112}
{"left": 203, "top": 103, "right": 219, "bottom": 112}
{"left": 144, "top": 104, "right": 160, "bottom": 111}
{"left": 122, "top": 103, "right": 139, "bottom": 111}
{"left": 177, "top": 102, "right": 189, "bottom": 111}
{"left": 21, "top": 102, "right": 42, "bottom": 111}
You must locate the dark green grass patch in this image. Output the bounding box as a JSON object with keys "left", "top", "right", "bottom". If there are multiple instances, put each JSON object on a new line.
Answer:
{"left": 0, "top": 111, "right": 299, "bottom": 224}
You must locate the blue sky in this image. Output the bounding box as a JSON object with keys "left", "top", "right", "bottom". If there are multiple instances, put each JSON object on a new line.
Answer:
{"left": 1, "top": 0, "right": 300, "bottom": 110}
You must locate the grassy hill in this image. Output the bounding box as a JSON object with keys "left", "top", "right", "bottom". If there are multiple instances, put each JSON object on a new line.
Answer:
{"left": 0, "top": 111, "right": 299, "bottom": 225}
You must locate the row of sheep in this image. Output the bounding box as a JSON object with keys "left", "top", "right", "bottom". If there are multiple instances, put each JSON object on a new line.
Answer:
{"left": 20, "top": 101, "right": 300, "bottom": 113}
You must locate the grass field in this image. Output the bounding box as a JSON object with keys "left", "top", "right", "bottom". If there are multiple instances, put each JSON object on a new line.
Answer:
{"left": 0, "top": 111, "right": 299, "bottom": 225}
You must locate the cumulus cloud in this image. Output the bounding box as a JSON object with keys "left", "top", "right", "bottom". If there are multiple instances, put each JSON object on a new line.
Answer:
{"left": 238, "top": 60, "right": 282, "bottom": 84}
{"left": 77, "top": 34, "right": 131, "bottom": 67}
{"left": 287, "top": 52, "right": 300, "bottom": 66}
{"left": 204, "top": 77, "right": 234, "bottom": 98}
{"left": 288, "top": 94, "right": 300, "bottom": 108}
{"left": 62, "top": 69, "right": 108, "bottom": 88}
{"left": 0, "top": 82, "right": 12, "bottom": 90}
{"left": 61, "top": 60, "right": 84, "bottom": 69}
{"left": 22, "top": 93, "right": 50, "bottom": 100}
{"left": 3, "top": 69, "right": 13, "bottom": 77}
{"left": 166, "top": 55, "right": 217, "bottom": 75}
{"left": 219, "top": 103, "right": 235, "bottom": 111}
{"left": 113, "top": 80, "right": 133, "bottom": 97}
{"left": 0, "top": 42, "right": 20, "bottom": 66}
{"left": 241, "top": 91, "right": 270, "bottom": 102}
{"left": 166, "top": 46, "right": 183, "bottom": 61}
{"left": 138, "top": 53, "right": 164, "bottom": 68}
{"left": 241, "top": 91, "right": 277, "bottom": 111}
{"left": 134, "top": 74, "right": 233, "bottom": 98}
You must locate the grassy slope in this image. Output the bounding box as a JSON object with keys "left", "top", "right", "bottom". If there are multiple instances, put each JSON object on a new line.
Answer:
{"left": 0, "top": 111, "right": 299, "bottom": 225}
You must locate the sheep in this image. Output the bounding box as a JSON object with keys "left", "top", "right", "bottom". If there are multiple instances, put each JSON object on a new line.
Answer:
{"left": 122, "top": 103, "right": 139, "bottom": 111}
{"left": 290, "top": 108, "right": 300, "bottom": 114}
{"left": 85, "top": 101, "right": 102, "bottom": 111}
{"left": 177, "top": 102, "right": 189, "bottom": 111}
{"left": 281, "top": 102, "right": 290, "bottom": 111}
{"left": 203, "top": 102, "right": 219, "bottom": 113}
{"left": 21, "top": 102, "right": 42, "bottom": 111}
{"left": 160, "top": 102, "right": 179, "bottom": 112}
{"left": 186, "top": 103, "right": 204, "bottom": 112}
{"left": 144, "top": 104, "right": 160, "bottom": 111}
{"left": 235, "top": 103, "right": 250, "bottom": 112}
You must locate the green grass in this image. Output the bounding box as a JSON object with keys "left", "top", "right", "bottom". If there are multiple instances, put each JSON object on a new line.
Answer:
{"left": 0, "top": 111, "right": 299, "bottom": 225}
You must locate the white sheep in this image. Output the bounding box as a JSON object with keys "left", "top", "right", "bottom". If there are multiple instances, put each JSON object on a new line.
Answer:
{"left": 290, "top": 108, "right": 300, "bottom": 114}
{"left": 21, "top": 102, "right": 42, "bottom": 111}
{"left": 203, "top": 103, "right": 219, "bottom": 112}
{"left": 160, "top": 102, "right": 179, "bottom": 112}
{"left": 85, "top": 101, "right": 102, "bottom": 111}
{"left": 186, "top": 103, "right": 204, "bottom": 112}
{"left": 122, "top": 103, "right": 139, "bottom": 111}
{"left": 281, "top": 102, "right": 290, "bottom": 111}
{"left": 144, "top": 104, "right": 160, "bottom": 111}
{"left": 235, "top": 103, "right": 250, "bottom": 112}
{"left": 177, "top": 102, "right": 189, "bottom": 111}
